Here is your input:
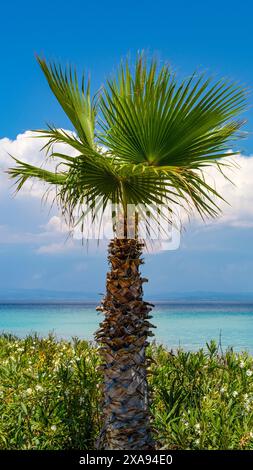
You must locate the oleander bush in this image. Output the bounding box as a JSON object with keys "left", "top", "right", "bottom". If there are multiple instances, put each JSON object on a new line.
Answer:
{"left": 0, "top": 334, "right": 102, "bottom": 449}
{"left": 0, "top": 334, "right": 252, "bottom": 449}
{"left": 149, "top": 341, "right": 253, "bottom": 449}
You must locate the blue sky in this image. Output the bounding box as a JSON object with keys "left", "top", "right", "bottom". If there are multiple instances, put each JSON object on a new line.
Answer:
{"left": 1, "top": 0, "right": 253, "bottom": 147}
{"left": 0, "top": 0, "right": 253, "bottom": 299}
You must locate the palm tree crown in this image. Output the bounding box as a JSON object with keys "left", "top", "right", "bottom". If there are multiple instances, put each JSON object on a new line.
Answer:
{"left": 8, "top": 55, "right": 247, "bottom": 234}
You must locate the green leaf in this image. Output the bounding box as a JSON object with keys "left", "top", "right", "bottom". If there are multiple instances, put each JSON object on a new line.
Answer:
{"left": 7, "top": 53, "right": 248, "bottom": 237}
{"left": 37, "top": 57, "right": 97, "bottom": 150}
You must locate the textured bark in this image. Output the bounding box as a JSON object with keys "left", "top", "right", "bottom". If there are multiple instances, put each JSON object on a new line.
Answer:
{"left": 95, "top": 238, "right": 155, "bottom": 450}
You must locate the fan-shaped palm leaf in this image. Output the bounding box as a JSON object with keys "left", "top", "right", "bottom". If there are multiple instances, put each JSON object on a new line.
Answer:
{"left": 7, "top": 54, "right": 246, "bottom": 234}
{"left": 99, "top": 57, "right": 246, "bottom": 169}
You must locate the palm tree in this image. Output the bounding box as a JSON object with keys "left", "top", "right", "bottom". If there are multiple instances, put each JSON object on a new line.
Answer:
{"left": 8, "top": 55, "right": 246, "bottom": 450}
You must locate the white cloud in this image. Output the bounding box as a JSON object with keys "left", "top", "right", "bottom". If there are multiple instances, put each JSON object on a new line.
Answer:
{"left": 43, "top": 215, "right": 69, "bottom": 233}
{"left": 0, "top": 130, "right": 77, "bottom": 199}
{"left": 0, "top": 132, "right": 81, "bottom": 254}
{"left": 36, "top": 241, "right": 76, "bottom": 254}
{"left": 202, "top": 156, "right": 253, "bottom": 228}
{"left": 0, "top": 220, "right": 68, "bottom": 246}
{"left": 0, "top": 131, "right": 253, "bottom": 255}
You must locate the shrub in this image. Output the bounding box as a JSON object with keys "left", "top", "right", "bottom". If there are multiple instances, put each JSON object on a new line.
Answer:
{"left": 149, "top": 340, "right": 253, "bottom": 449}
{"left": 0, "top": 334, "right": 102, "bottom": 449}
{"left": 0, "top": 335, "right": 252, "bottom": 449}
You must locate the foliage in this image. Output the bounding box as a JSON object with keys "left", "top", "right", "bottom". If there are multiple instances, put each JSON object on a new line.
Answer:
{"left": 0, "top": 334, "right": 101, "bottom": 449}
{"left": 149, "top": 340, "right": 253, "bottom": 449}
{"left": 0, "top": 335, "right": 253, "bottom": 449}
{"left": 7, "top": 55, "right": 247, "bottom": 232}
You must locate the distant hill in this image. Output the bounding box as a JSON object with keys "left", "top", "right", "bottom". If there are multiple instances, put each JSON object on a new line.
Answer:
{"left": 0, "top": 289, "right": 253, "bottom": 303}
{"left": 149, "top": 292, "right": 253, "bottom": 302}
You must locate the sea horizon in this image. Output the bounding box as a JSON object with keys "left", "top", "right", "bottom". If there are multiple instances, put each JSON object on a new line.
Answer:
{"left": 1, "top": 300, "right": 253, "bottom": 353}
{"left": 1, "top": 288, "right": 253, "bottom": 304}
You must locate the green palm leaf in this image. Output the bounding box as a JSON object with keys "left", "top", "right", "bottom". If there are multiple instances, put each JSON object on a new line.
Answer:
{"left": 99, "top": 57, "right": 246, "bottom": 167}
{"left": 8, "top": 157, "right": 66, "bottom": 192}
{"left": 7, "top": 54, "right": 247, "bottom": 237}
{"left": 37, "top": 57, "right": 97, "bottom": 150}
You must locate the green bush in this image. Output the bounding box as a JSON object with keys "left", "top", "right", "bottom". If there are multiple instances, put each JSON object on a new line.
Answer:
{"left": 0, "top": 334, "right": 252, "bottom": 449}
{"left": 149, "top": 340, "right": 253, "bottom": 449}
{"left": 0, "top": 334, "right": 102, "bottom": 449}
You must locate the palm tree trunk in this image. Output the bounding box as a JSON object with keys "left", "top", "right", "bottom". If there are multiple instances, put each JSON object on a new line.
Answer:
{"left": 95, "top": 237, "right": 155, "bottom": 450}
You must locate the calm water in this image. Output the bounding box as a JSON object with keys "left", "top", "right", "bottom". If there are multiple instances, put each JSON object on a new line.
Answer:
{"left": 0, "top": 302, "right": 253, "bottom": 353}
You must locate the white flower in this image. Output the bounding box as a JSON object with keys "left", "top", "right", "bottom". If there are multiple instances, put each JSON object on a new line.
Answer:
{"left": 26, "top": 388, "right": 33, "bottom": 395}
{"left": 195, "top": 423, "right": 201, "bottom": 434}
{"left": 239, "top": 361, "right": 245, "bottom": 369}
{"left": 246, "top": 370, "right": 252, "bottom": 377}
{"left": 35, "top": 385, "right": 43, "bottom": 392}
{"left": 220, "top": 387, "right": 226, "bottom": 394}
{"left": 232, "top": 391, "right": 238, "bottom": 398}
{"left": 51, "top": 425, "right": 57, "bottom": 432}
{"left": 184, "top": 421, "right": 189, "bottom": 427}
{"left": 194, "top": 439, "right": 200, "bottom": 445}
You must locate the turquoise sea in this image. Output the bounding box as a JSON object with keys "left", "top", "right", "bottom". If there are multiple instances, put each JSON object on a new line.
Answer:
{"left": 0, "top": 302, "right": 253, "bottom": 353}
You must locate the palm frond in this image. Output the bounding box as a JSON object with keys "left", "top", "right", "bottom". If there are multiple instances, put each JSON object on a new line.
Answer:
{"left": 37, "top": 57, "right": 97, "bottom": 149}
{"left": 33, "top": 126, "right": 86, "bottom": 155}
{"left": 56, "top": 154, "right": 121, "bottom": 225}
{"left": 99, "top": 57, "right": 247, "bottom": 168}
{"left": 8, "top": 54, "right": 248, "bottom": 238}
{"left": 117, "top": 162, "right": 225, "bottom": 219}
{"left": 7, "top": 157, "right": 66, "bottom": 192}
